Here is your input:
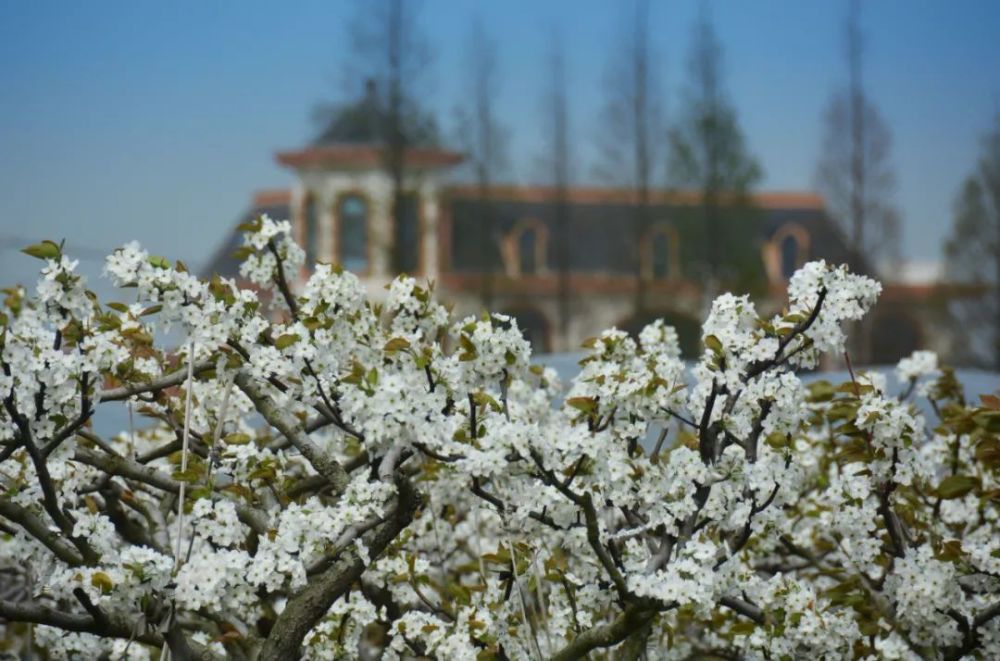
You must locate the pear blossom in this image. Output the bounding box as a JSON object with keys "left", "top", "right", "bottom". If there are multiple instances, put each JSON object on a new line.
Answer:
{"left": 0, "top": 227, "right": 996, "bottom": 660}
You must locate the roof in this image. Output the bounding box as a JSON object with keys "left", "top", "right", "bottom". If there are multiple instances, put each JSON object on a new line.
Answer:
{"left": 444, "top": 185, "right": 824, "bottom": 210}
{"left": 312, "top": 86, "right": 382, "bottom": 146}
{"left": 311, "top": 80, "right": 441, "bottom": 148}
{"left": 202, "top": 194, "right": 292, "bottom": 279}
{"left": 276, "top": 144, "right": 463, "bottom": 170}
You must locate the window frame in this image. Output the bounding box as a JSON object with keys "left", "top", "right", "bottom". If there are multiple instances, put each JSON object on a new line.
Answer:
{"left": 504, "top": 218, "right": 549, "bottom": 277}
{"left": 640, "top": 223, "right": 681, "bottom": 281}
{"left": 334, "top": 191, "right": 371, "bottom": 275}
{"left": 766, "top": 223, "right": 811, "bottom": 283}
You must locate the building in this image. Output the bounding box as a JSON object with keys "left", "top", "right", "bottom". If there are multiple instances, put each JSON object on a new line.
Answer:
{"left": 207, "top": 134, "right": 949, "bottom": 364}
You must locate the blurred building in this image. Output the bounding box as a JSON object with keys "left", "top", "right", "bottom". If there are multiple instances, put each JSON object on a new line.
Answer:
{"left": 206, "top": 138, "right": 952, "bottom": 364}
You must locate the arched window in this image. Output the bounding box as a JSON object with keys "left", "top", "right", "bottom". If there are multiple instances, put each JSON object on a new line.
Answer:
{"left": 765, "top": 223, "right": 810, "bottom": 283}
{"left": 337, "top": 194, "right": 368, "bottom": 273}
{"left": 642, "top": 225, "right": 679, "bottom": 281}
{"left": 780, "top": 234, "right": 799, "bottom": 280}
{"left": 303, "top": 195, "right": 319, "bottom": 265}
{"left": 505, "top": 219, "right": 548, "bottom": 277}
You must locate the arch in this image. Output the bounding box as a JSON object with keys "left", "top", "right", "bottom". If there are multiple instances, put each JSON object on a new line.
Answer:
{"left": 301, "top": 192, "right": 320, "bottom": 266}
{"left": 335, "top": 192, "right": 369, "bottom": 274}
{"left": 617, "top": 310, "right": 701, "bottom": 360}
{"left": 503, "top": 219, "right": 549, "bottom": 277}
{"left": 641, "top": 224, "right": 680, "bottom": 280}
{"left": 763, "top": 223, "right": 811, "bottom": 283}
{"left": 501, "top": 307, "right": 551, "bottom": 354}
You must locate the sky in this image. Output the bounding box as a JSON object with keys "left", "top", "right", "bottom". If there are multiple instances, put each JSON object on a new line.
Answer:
{"left": 0, "top": 0, "right": 998, "bottom": 294}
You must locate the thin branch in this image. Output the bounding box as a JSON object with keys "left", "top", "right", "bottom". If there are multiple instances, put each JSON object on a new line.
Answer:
{"left": 0, "top": 499, "right": 84, "bottom": 566}
{"left": 95, "top": 360, "right": 215, "bottom": 403}
{"left": 72, "top": 446, "right": 268, "bottom": 534}
{"left": 719, "top": 595, "right": 765, "bottom": 624}
{"left": 529, "top": 449, "right": 631, "bottom": 601}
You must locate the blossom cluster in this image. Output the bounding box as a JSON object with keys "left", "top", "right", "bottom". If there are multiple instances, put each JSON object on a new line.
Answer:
{"left": 0, "top": 223, "right": 996, "bottom": 660}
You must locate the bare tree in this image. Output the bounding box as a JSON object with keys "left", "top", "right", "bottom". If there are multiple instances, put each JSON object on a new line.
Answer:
{"left": 541, "top": 31, "right": 573, "bottom": 341}
{"left": 340, "top": 0, "right": 439, "bottom": 274}
{"left": 944, "top": 113, "right": 1000, "bottom": 368}
{"left": 594, "top": 0, "right": 665, "bottom": 313}
{"left": 815, "top": 0, "right": 900, "bottom": 271}
{"left": 815, "top": 0, "right": 901, "bottom": 364}
{"left": 668, "top": 4, "right": 762, "bottom": 287}
{"left": 454, "top": 16, "right": 509, "bottom": 309}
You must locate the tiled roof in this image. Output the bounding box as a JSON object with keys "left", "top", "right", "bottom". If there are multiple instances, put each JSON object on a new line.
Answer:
{"left": 444, "top": 185, "right": 824, "bottom": 209}
{"left": 202, "top": 198, "right": 292, "bottom": 279}
{"left": 276, "top": 144, "right": 463, "bottom": 170}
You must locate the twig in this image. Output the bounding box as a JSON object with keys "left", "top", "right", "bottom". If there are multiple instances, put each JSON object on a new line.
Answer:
{"left": 171, "top": 341, "right": 195, "bottom": 571}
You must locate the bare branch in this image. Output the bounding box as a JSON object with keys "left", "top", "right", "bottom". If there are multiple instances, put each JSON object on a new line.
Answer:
{"left": 0, "top": 598, "right": 162, "bottom": 646}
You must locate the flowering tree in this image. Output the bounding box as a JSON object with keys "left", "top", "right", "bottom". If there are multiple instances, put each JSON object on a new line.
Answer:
{"left": 1, "top": 218, "right": 998, "bottom": 660}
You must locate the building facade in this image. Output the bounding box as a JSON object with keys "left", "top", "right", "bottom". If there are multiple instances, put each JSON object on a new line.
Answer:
{"left": 207, "top": 141, "right": 945, "bottom": 363}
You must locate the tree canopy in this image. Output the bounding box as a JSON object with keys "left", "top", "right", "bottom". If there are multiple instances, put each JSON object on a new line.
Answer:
{"left": 0, "top": 222, "right": 997, "bottom": 659}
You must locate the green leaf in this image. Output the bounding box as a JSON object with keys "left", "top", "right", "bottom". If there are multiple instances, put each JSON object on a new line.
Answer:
{"left": 275, "top": 333, "right": 301, "bottom": 350}
{"left": 937, "top": 475, "right": 979, "bottom": 500}
{"left": 224, "top": 432, "right": 252, "bottom": 445}
{"left": 232, "top": 245, "right": 254, "bottom": 261}
{"left": 384, "top": 337, "right": 411, "bottom": 353}
{"left": 147, "top": 255, "right": 171, "bottom": 269}
{"left": 458, "top": 334, "right": 477, "bottom": 361}
{"left": 90, "top": 571, "right": 114, "bottom": 594}
{"left": 566, "top": 397, "right": 598, "bottom": 414}
{"left": 237, "top": 217, "right": 262, "bottom": 233}
{"left": 935, "top": 539, "right": 964, "bottom": 562}
{"left": 172, "top": 467, "right": 203, "bottom": 483}
{"left": 807, "top": 380, "right": 836, "bottom": 402}
{"left": 973, "top": 410, "right": 1000, "bottom": 433}
{"left": 975, "top": 438, "right": 1000, "bottom": 466}
{"left": 704, "top": 334, "right": 723, "bottom": 354}
{"left": 21, "top": 240, "right": 61, "bottom": 261}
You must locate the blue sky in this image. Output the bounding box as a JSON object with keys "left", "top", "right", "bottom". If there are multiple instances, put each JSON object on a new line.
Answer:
{"left": 0, "top": 0, "right": 998, "bottom": 291}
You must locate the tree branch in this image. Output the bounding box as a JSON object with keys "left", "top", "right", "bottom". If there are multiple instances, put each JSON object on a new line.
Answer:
{"left": 73, "top": 445, "right": 268, "bottom": 534}
{"left": 260, "top": 477, "right": 420, "bottom": 658}
{"left": 234, "top": 370, "right": 348, "bottom": 496}
{"left": 0, "top": 598, "right": 162, "bottom": 646}
{"left": 0, "top": 499, "right": 84, "bottom": 566}
{"left": 529, "top": 449, "right": 631, "bottom": 601}
{"left": 95, "top": 360, "right": 215, "bottom": 403}
{"left": 549, "top": 604, "right": 658, "bottom": 661}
